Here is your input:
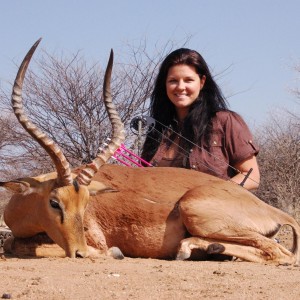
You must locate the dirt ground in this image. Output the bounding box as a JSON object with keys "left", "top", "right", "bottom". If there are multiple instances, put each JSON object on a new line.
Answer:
{"left": 1, "top": 172, "right": 300, "bottom": 300}
{"left": 1, "top": 229, "right": 299, "bottom": 300}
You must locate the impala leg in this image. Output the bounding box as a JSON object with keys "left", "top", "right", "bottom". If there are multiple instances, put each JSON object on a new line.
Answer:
{"left": 179, "top": 194, "right": 296, "bottom": 264}
{"left": 4, "top": 234, "right": 66, "bottom": 258}
{"left": 198, "top": 227, "right": 295, "bottom": 264}
{"left": 176, "top": 236, "right": 268, "bottom": 263}
{"left": 219, "top": 231, "right": 295, "bottom": 264}
{"left": 177, "top": 230, "right": 295, "bottom": 264}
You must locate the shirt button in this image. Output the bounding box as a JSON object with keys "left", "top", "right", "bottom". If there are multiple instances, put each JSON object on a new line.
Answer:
{"left": 191, "top": 165, "right": 196, "bottom": 169}
{"left": 189, "top": 149, "right": 193, "bottom": 153}
{"left": 213, "top": 140, "right": 217, "bottom": 145}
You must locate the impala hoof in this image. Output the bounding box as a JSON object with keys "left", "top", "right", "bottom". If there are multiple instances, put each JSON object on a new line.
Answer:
{"left": 108, "top": 247, "right": 124, "bottom": 260}
{"left": 207, "top": 243, "right": 225, "bottom": 254}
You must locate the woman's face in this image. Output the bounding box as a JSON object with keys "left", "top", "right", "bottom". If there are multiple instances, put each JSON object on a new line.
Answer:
{"left": 166, "top": 64, "right": 206, "bottom": 120}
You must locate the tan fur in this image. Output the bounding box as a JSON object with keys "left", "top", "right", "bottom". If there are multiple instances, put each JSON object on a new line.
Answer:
{"left": 3, "top": 164, "right": 300, "bottom": 265}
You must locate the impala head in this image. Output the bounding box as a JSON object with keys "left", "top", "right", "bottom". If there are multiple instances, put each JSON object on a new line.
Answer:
{"left": 1, "top": 39, "right": 125, "bottom": 258}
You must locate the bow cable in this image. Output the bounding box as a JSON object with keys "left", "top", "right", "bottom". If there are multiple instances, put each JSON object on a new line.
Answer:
{"left": 129, "top": 116, "right": 259, "bottom": 187}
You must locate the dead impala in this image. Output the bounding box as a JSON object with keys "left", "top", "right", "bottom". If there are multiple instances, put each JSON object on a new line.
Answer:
{"left": 1, "top": 40, "right": 299, "bottom": 265}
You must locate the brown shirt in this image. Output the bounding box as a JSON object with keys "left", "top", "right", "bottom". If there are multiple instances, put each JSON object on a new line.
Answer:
{"left": 149, "top": 111, "right": 259, "bottom": 180}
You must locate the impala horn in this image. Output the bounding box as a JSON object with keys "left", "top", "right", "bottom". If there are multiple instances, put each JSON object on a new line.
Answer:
{"left": 75, "top": 50, "right": 126, "bottom": 185}
{"left": 11, "top": 38, "right": 73, "bottom": 186}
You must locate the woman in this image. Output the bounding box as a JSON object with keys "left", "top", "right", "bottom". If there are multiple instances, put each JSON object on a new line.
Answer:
{"left": 141, "top": 48, "right": 260, "bottom": 190}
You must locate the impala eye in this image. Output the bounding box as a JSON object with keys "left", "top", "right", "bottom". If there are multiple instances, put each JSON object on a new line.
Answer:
{"left": 50, "top": 199, "right": 61, "bottom": 210}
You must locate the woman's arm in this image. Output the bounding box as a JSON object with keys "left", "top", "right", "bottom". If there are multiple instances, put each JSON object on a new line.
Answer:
{"left": 230, "top": 155, "right": 260, "bottom": 191}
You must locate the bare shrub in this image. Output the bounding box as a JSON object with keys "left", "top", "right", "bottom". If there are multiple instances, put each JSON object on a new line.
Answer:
{"left": 255, "top": 111, "right": 300, "bottom": 221}
{"left": 0, "top": 40, "right": 187, "bottom": 178}
{"left": 0, "top": 114, "right": 34, "bottom": 178}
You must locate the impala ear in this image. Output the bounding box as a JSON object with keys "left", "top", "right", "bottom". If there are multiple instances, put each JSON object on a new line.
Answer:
{"left": 87, "top": 181, "right": 119, "bottom": 196}
{"left": 0, "top": 181, "right": 31, "bottom": 193}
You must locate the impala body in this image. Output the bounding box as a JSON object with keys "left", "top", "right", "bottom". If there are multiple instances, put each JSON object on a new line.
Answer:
{"left": 1, "top": 40, "right": 300, "bottom": 265}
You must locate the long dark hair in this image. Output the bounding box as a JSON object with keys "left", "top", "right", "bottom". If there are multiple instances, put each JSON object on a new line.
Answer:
{"left": 142, "top": 48, "right": 229, "bottom": 162}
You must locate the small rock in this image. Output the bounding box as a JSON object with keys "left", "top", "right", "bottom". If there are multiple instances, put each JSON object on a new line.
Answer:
{"left": 1, "top": 294, "right": 11, "bottom": 299}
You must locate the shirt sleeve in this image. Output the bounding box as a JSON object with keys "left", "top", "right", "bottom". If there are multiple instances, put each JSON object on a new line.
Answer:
{"left": 222, "top": 111, "right": 259, "bottom": 165}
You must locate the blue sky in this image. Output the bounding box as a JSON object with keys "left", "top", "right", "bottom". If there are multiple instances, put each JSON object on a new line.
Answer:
{"left": 1, "top": 0, "right": 300, "bottom": 128}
